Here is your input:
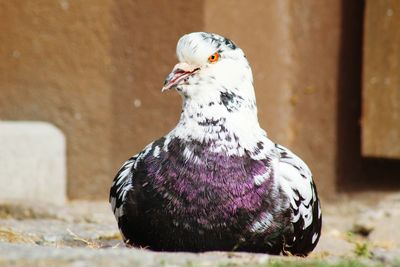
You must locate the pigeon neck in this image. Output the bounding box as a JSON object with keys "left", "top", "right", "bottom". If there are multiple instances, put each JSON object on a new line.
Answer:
{"left": 169, "top": 97, "right": 270, "bottom": 156}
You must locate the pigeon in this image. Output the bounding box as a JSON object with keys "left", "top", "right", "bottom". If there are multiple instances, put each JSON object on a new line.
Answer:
{"left": 109, "top": 32, "right": 322, "bottom": 256}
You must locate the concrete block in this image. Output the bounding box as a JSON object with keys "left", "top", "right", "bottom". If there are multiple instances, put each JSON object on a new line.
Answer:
{"left": 0, "top": 121, "right": 66, "bottom": 204}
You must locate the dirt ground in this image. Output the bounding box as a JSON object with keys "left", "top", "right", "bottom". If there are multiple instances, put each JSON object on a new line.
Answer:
{"left": 0, "top": 192, "right": 400, "bottom": 267}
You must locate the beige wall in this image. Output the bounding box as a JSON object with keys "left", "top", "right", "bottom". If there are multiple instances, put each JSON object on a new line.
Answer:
{"left": 0, "top": 1, "right": 114, "bottom": 199}
{"left": 1, "top": 1, "right": 385, "bottom": 200}
{"left": 0, "top": 0, "right": 204, "bottom": 199}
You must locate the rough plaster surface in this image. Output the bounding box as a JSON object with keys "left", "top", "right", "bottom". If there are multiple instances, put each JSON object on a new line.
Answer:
{"left": 0, "top": 1, "right": 114, "bottom": 199}
{"left": 0, "top": 0, "right": 203, "bottom": 200}
{"left": 0, "top": 122, "right": 66, "bottom": 204}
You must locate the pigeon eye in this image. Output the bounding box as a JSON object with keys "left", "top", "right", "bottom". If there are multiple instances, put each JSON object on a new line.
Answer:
{"left": 208, "top": 52, "right": 220, "bottom": 63}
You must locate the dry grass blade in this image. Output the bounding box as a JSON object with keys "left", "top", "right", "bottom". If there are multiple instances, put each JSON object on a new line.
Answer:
{"left": 66, "top": 228, "right": 101, "bottom": 249}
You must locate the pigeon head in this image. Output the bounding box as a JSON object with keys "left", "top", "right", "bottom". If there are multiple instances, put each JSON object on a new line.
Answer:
{"left": 162, "top": 32, "right": 255, "bottom": 108}
{"left": 164, "top": 33, "right": 266, "bottom": 152}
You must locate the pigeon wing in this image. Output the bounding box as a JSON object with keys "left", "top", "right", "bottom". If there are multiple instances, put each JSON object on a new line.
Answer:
{"left": 109, "top": 155, "right": 137, "bottom": 220}
{"left": 274, "top": 144, "right": 322, "bottom": 256}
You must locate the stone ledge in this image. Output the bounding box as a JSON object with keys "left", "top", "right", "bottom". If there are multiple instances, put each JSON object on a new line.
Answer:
{"left": 0, "top": 121, "right": 66, "bottom": 205}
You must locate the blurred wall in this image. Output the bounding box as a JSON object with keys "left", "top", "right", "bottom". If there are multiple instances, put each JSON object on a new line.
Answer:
{"left": 0, "top": 1, "right": 115, "bottom": 199}
{"left": 1, "top": 0, "right": 398, "bottom": 200}
{"left": 0, "top": 0, "right": 203, "bottom": 199}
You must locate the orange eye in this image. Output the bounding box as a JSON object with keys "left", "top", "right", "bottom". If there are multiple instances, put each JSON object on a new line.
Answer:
{"left": 208, "top": 52, "right": 220, "bottom": 63}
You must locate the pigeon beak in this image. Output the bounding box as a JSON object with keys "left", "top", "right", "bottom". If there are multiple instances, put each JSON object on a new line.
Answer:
{"left": 162, "top": 63, "right": 199, "bottom": 92}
